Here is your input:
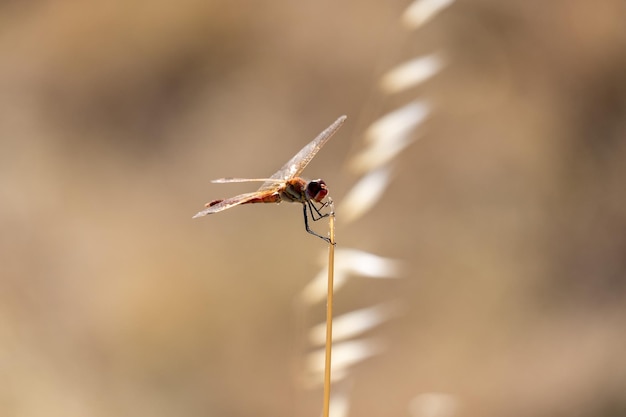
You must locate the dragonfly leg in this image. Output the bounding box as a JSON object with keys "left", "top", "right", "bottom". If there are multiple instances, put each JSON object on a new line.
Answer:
{"left": 302, "top": 203, "right": 332, "bottom": 244}
{"left": 308, "top": 200, "right": 330, "bottom": 221}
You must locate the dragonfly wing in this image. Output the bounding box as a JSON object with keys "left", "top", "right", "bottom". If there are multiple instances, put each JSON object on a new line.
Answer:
{"left": 192, "top": 192, "right": 262, "bottom": 218}
{"left": 212, "top": 178, "right": 278, "bottom": 184}
{"left": 258, "top": 115, "right": 346, "bottom": 191}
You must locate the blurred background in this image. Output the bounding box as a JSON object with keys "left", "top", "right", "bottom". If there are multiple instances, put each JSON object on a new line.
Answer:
{"left": 1, "top": 0, "right": 625, "bottom": 416}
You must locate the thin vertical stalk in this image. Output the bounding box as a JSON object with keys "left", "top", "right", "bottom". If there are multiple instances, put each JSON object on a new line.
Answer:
{"left": 322, "top": 199, "right": 336, "bottom": 417}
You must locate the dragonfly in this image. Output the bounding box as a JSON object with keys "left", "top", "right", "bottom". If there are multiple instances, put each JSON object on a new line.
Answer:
{"left": 193, "top": 115, "right": 347, "bottom": 243}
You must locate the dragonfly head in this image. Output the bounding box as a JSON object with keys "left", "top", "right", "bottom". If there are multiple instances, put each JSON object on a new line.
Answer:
{"left": 306, "top": 179, "right": 328, "bottom": 203}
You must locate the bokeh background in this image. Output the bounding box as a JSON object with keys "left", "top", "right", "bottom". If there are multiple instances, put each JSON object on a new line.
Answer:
{"left": 1, "top": 1, "right": 625, "bottom": 416}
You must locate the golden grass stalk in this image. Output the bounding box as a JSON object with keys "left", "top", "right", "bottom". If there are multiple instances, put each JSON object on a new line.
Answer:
{"left": 322, "top": 198, "right": 335, "bottom": 417}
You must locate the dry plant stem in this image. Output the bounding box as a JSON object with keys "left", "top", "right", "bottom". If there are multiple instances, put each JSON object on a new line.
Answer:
{"left": 322, "top": 199, "right": 336, "bottom": 417}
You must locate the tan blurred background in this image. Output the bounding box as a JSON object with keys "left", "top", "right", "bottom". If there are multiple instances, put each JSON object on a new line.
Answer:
{"left": 1, "top": 1, "right": 626, "bottom": 416}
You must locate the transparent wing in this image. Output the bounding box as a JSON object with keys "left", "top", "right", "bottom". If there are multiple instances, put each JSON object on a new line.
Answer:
{"left": 212, "top": 178, "right": 280, "bottom": 184}
{"left": 192, "top": 192, "right": 263, "bottom": 218}
{"left": 258, "top": 115, "right": 347, "bottom": 191}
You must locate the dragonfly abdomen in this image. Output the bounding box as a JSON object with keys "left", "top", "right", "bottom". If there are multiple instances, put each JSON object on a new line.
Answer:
{"left": 242, "top": 192, "right": 282, "bottom": 205}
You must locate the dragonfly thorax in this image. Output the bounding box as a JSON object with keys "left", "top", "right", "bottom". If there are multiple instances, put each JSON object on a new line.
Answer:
{"left": 281, "top": 177, "right": 327, "bottom": 204}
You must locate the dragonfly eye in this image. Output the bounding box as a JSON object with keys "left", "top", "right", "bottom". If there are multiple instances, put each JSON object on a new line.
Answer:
{"left": 306, "top": 179, "right": 328, "bottom": 202}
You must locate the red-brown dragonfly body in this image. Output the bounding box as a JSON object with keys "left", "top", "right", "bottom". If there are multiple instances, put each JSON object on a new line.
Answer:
{"left": 193, "top": 116, "right": 346, "bottom": 242}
